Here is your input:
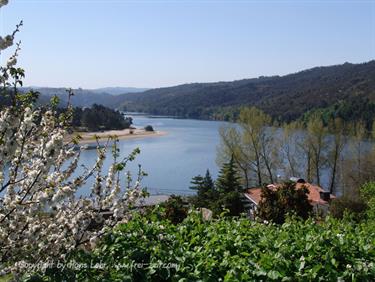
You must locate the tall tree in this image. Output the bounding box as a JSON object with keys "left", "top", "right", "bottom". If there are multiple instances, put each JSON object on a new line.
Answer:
{"left": 239, "top": 107, "right": 277, "bottom": 185}
{"left": 239, "top": 107, "right": 267, "bottom": 186}
{"left": 189, "top": 170, "right": 216, "bottom": 208}
{"left": 280, "top": 122, "right": 299, "bottom": 178}
{"left": 203, "top": 169, "right": 215, "bottom": 198}
{"left": 217, "top": 126, "right": 251, "bottom": 188}
{"left": 327, "top": 118, "right": 346, "bottom": 194}
{"left": 342, "top": 120, "right": 367, "bottom": 197}
{"left": 306, "top": 114, "right": 327, "bottom": 186}
{"left": 297, "top": 136, "right": 314, "bottom": 183}
{"left": 215, "top": 157, "right": 244, "bottom": 216}
{"left": 259, "top": 125, "right": 280, "bottom": 184}
{"left": 218, "top": 107, "right": 280, "bottom": 187}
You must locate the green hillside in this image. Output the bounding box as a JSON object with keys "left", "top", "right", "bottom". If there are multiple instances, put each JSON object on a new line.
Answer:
{"left": 116, "top": 61, "right": 375, "bottom": 122}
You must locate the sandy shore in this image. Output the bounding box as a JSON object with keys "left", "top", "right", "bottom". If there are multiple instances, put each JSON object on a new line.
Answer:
{"left": 67, "top": 128, "right": 167, "bottom": 144}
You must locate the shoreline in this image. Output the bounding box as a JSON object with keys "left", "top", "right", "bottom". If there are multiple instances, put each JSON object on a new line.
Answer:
{"left": 67, "top": 128, "right": 167, "bottom": 145}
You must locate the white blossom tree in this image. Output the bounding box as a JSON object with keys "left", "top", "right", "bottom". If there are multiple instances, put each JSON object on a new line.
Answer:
{"left": 0, "top": 0, "right": 146, "bottom": 277}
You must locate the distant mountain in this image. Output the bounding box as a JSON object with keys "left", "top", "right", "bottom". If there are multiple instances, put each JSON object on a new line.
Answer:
{"left": 90, "top": 87, "right": 149, "bottom": 95}
{"left": 21, "top": 86, "right": 148, "bottom": 107}
{"left": 21, "top": 87, "right": 113, "bottom": 108}
{"left": 112, "top": 61, "right": 375, "bottom": 122}
{"left": 20, "top": 61, "right": 375, "bottom": 124}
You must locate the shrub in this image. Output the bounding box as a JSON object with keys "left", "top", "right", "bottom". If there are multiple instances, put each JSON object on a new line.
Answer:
{"left": 160, "top": 195, "right": 188, "bottom": 224}
{"left": 360, "top": 182, "right": 375, "bottom": 220}
{"left": 330, "top": 197, "right": 367, "bottom": 220}
{"left": 257, "top": 181, "right": 313, "bottom": 224}
{"left": 144, "top": 125, "right": 154, "bottom": 132}
{"left": 39, "top": 211, "right": 375, "bottom": 281}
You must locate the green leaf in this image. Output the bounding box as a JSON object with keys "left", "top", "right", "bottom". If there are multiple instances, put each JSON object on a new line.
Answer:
{"left": 267, "top": 270, "right": 282, "bottom": 280}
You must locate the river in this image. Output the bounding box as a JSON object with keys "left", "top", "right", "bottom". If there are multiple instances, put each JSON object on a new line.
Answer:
{"left": 73, "top": 114, "right": 373, "bottom": 197}
{"left": 76, "top": 114, "right": 227, "bottom": 196}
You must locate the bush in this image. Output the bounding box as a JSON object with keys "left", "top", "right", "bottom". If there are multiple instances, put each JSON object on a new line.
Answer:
{"left": 160, "top": 195, "right": 188, "bottom": 224}
{"left": 257, "top": 181, "right": 313, "bottom": 224}
{"left": 144, "top": 125, "right": 154, "bottom": 132}
{"left": 360, "top": 182, "right": 375, "bottom": 220}
{"left": 40, "top": 211, "right": 375, "bottom": 281}
{"left": 330, "top": 197, "right": 367, "bottom": 220}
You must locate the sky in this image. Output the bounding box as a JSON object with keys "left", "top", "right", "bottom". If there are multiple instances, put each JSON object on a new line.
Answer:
{"left": 0, "top": 0, "right": 374, "bottom": 89}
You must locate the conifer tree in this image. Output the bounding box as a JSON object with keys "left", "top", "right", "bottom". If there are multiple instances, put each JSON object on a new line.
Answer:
{"left": 215, "top": 157, "right": 244, "bottom": 216}
{"left": 203, "top": 169, "right": 215, "bottom": 196}
{"left": 190, "top": 169, "right": 216, "bottom": 208}
{"left": 216, "top": 156, "right": 242, "bottom": 193}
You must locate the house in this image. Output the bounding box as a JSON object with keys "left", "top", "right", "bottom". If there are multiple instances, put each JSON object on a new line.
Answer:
{"left": 243, "top": 178, "right": 335, "bottom": 219}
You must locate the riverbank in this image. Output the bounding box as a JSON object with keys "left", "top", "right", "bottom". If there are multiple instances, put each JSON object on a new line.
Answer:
{"left": 68, "top": 128, "right": 167, "bottom": 144}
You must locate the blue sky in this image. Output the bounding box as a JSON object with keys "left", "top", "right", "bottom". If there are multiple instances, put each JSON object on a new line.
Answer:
{"left": 0, "top": 0, "right": 374, "bottom": 88}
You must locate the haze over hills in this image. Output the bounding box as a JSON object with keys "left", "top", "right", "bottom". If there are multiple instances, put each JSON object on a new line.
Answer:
{"left": 20, "top": 86, "right": 148, "bottom": 107}
{"left": 90, "top": 87, "right": 149, "bottom": 95}
{"left": 113, "top": 61, "right": 375, "bottom": 122}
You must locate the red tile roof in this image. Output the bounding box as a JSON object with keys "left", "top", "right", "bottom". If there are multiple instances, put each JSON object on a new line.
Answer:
{"left": 244, "top": 183, "right": 335, "bottom": 206}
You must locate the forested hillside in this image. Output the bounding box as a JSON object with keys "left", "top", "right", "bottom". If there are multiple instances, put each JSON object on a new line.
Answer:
{"left": 117, "top": 61, "right": 375, "bottom": 123}
{"left": 15, "top": 61, "right": 375, "bottom": 125}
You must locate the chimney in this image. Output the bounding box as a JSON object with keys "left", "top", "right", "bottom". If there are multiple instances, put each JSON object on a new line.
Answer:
{"left": 290, "top": 177, "right": 306, "bottom": 184}
{"left": 319, "top": 191, "right": 330, "bottom": 202}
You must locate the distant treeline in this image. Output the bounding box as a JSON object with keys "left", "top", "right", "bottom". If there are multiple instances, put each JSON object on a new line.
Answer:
{"left": 212, "top": 96, "right": 375, "bottom": 131}
{"left": 301, "top": 97, "right": 375, "bottom": 131}
{"left": 1, "top": 90, "right": 132, "bottom": 132}
{"left": 60, "top": 104, "right": 132, "bottom": 132}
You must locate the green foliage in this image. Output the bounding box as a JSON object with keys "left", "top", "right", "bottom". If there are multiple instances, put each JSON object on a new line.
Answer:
{"left": 0, "top": 88, "right": 39, "bottom": 110}
{"left": 58, "top": 104, "right": 132, "bottom": 132}
{"left": 38, "top": 211, "right": 375, "bottom": 281}
{"left": 257, "top": 182, "right": 313, "bottom": 224}
{"left": 15, "top": 90, "right": 39, "bottom": 107}
{"left": 214, "top": 157, "right": 244, "bottom": 216}
{"left": 216, "top": 157, "right": 242, "bottom": 194}
{"left": 360, "top": 182, "right": 375, "bottom": 220}
{"left": 118, "top": 61, "right": 375, "bottom": 124}
{"left": 189, "top": 170, "right": 216, "bottom": 209}
{"left": 49, "top": 95, "right": 60, "bottom": 109}
{"left": 0, "top": 274, "right": 12, "bottom": 282}
{"left": 160, "top": 195, "right": 189, "bottom": 224}
{"left": 330, "top": 197, "right": 368, "bottom": 221}
{"left": 189, "top": 161, "right": 244, "bottom": 217}
{"left": 302, "top": 96, "right": 375, "bottom": 132}
{"left": 210, "top": 106, "right": 240, "bottom": 121}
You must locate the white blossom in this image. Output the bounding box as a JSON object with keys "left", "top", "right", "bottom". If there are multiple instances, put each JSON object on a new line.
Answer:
{"left": 6, "top": 56, "right": 17, "bottom": 67}
{"left": 0, "top": 35, "right": 13, "bottom": 50}
{"left": 0, "top": 17, "right": 145, "bottom": 275}
{"left": 0, "top": 0, "right": 9, "bottom": 9}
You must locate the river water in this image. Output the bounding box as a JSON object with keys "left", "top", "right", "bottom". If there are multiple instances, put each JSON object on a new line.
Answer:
{"left": 77, "top": 114, "right": 374, "bottom": 197}
{"left": 76, "top": 114, "right": 227, "bottom": 196}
